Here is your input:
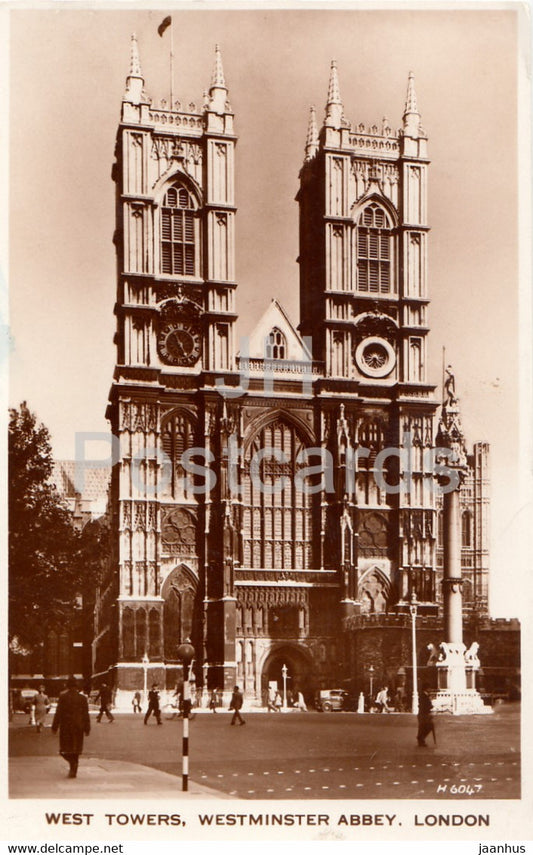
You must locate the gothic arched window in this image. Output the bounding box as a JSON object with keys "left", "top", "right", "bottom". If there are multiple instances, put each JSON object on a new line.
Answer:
{"left": 462, "top": 510, "right": 472, "bottom": 547}
{"left": 265, "top": 328, "right": 287, "bottom": 360}
{"left": 161, "top": 410, "right": 196, "bottom": 498}
{"left": 160, "top": 184, "right": 199, "bottom": 276}
{"left": 356, "top": 203, "right": 393, "bottom": 294}
{"left": 242, "top": 419, "right": 312, "bottom": 569}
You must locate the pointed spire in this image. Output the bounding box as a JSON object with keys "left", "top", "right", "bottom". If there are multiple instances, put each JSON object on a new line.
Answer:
{"left": 325, "top": 60, "right": 344, "bottom": 129}
{"left": 124, "top": 33, "right": 145, "bottom": 105}
{"left": 130, "top": 32, "right": 142, "bottom": 77}
{"left": 211, "top": 44, "right": 226, "bottom": 88}
{"left": 208, "top": 44, "right": 228, "bottom": 114}
{"left": 402, "top": 71, "right": 421, "bottom": 136}
{"left": 305, "top": 106, "right": 319, "bottom": 161}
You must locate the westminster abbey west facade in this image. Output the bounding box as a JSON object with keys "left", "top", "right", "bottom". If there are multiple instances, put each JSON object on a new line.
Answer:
{"left": 93, "top": 37, "right": 489, "bottom": 705}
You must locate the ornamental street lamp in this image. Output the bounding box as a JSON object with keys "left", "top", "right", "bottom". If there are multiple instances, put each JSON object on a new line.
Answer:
{"left": 141, "top": 652, "right": 149, "bottom": 707}
{"left": 281, "top": 664, "right": 288, "bottom": 710}
{"left": 410, "top": 591, "right": 419, "bottom": 715}
{"left": 177, "top": 639, "right": 195, "bottom": 792}
{"left": 368, "top": 665, "right": 374, "bottom": 701}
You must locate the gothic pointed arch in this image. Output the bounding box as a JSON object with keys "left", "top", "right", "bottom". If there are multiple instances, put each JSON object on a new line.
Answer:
{"left": 160, "top": 407, "right": 199, "bottom": 499}
{"left": 157, "top": 174, "right": 203, "bottom": 277}
{"left": 357, "top": 565, "right": 391, "bottom": 614}
{"left": 242, "top": 412, "right": 314, "bottom": 570}
{"left": 265, "top": 327, "right": 287, "bottom": 360}
{"left": 351, "top": 191, "right": 399, "bottom": 227}
{"left": 351, "top": 196, "right": 398, "bottom": 295}
{"left": 243, "top": 408, "right": 315, "bottom": 454}
{"left": 161, "top": 563, "right": 200, "bottom": 661}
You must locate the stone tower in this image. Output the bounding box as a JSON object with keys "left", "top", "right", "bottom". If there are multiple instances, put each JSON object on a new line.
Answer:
{"left": 297, "top": 64, "right": 439, "bottom": 616}
{"left": 93, "top": 45, "right": 490, "bottom": 708}
{"left": 102, "top": 36, "right": 239, "bottom": 699}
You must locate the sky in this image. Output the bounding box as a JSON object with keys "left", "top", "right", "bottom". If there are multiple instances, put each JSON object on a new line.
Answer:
{"left": 6, "top": 6, "right": 529, "bottom": 618}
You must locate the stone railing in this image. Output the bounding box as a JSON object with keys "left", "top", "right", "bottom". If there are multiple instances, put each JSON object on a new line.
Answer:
{"left": 237, "top": 357, "right": 324, "bottom": 376}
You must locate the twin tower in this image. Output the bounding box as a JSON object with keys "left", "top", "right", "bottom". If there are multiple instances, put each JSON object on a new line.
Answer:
{"left": 94, "top": 36, "right": 484, "bottom": 704}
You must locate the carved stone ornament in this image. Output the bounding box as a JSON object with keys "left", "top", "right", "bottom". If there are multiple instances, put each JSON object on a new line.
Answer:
{"left": 161, "top": 507, "right": 197, "bottom": 554}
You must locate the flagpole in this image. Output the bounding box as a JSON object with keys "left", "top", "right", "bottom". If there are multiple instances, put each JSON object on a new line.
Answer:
{"left": 442, "top": 346, "right": 445, "bottom": 404}
{"left": 170, "top": 19, "right": 174, "bottom": 108}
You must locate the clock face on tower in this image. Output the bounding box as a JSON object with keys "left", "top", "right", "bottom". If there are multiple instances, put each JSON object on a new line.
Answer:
{"left": 355, "top": 336, "right": 396, "bottom": 379}
{"left": 158, "top": 321, "right": 202, "bottom": 366}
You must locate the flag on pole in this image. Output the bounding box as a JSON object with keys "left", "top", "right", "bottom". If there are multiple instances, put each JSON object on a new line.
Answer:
{"left": 158, "top": 15, "right": 171, "bottom": 37}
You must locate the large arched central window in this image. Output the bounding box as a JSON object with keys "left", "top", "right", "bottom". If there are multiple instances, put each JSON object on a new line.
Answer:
{"left": 356, "top": 203, "right": 393, "bottom": 293}
{"left": 242, "top": 419, "right": 312, "bottom": 570}
{"left": 160, "top": 184, "right": 198, "bottom": 276}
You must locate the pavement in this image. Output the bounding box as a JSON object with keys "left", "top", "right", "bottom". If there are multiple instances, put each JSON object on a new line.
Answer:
{"left": 9, "top": 704, "right": 520, "bottom": 800}
{"left": 10, "top": 755, "right": 234, "bottom": 799}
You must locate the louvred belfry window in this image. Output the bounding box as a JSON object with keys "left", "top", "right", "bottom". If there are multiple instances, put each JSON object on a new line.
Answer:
{"left": 161, "top": 185, "right": 197, "bottom": 276}
{"left": 356, "top": 203, "right": 393, "bottom": 294}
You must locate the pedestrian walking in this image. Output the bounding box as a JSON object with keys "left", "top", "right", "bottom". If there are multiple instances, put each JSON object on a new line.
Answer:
{"left": 375, "top": 686, "right": 391, "bottom": 713}
{"left": 33, "top": 685, "right": 50, "bottom": 733}
{"left": 267, "top": 686, "right": 278, "bottom": 712}
{"left": 132, "top": 691, "right": 142, "bottom": 714}
{"left": 95, "top": 682, "right": 114, "bottom": 723}
{"left": 144, "top": 683, "right": 162, "bottom": 725}
{"left": 274, "top": 690, "right": 282, "bottom": 712}
{"left": 417, "top": 685, "right": 436, "bottom": 747}
{"left": 27, "top": 691, "right": 36, "bottom": 727}
{"left": 296, "top": 690, "right": 307, "bottom": 711}
{"left": 209, "top": 688, "right": 219, "bottom": 713}
{"left": 229, "top": 686, "right": 245, "bottom": 726}
{"left": 51, "top": 676, "right": 91, "bottom": 778}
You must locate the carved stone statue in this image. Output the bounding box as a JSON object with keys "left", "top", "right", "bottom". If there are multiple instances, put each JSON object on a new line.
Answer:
{"left": 464, "top": 641, "right": 480, "bottom": 667}
{"left": 444, "top": 365, "right": 457, "bottom": 407}
{"left": 426, "top": 642, "right": 439, "bottom": 666}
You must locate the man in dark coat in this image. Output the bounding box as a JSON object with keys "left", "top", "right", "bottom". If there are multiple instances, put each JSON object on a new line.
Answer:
{"left": 229, "top": 686, "right": 245, "bottom": 726}
{"left": 417, "top": 685, "right": 436, "bottom": 747}
{"left": 52, "top": 676, "right": 91, "bottom": 778}
{"left": 95, "top": 682, "right": 114, "bottom": 723}
{"left": 144, "top": 683, "right": 162, "bottom": 725}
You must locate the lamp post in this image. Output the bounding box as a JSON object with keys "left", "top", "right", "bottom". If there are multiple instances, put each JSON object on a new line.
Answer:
{"left": 177, "top": 639, "right": 195, "bottom": 792}
{"left": 141, "top": 652, "right": 149, "bottom": 707}
{"left": 410, "top": 591, "right": 419, "bottom": 715}
{"left": 368, "top": 665, "right": 374, "bottom": 701}
{"left": 281, "top": 664, "right": 288, "bottom": 710}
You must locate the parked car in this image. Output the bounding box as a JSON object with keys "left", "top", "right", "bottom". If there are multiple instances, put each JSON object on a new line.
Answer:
{"left": 13, "top": 689, "right": 37, "bottom": 713}
{"left": 315, "top": 689, "right": 354, "bottom": 712}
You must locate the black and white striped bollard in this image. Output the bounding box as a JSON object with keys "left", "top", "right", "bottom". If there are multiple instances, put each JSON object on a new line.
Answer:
{"left": 177, "top": 640, "right": 195, "bottom": 792}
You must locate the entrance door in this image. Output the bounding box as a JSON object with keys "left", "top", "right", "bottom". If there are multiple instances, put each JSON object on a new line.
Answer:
{"left": 261, "top": 645, "right": 314, "bottom": 707}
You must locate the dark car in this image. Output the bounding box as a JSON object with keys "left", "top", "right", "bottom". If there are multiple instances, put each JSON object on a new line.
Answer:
{"left": 315, "top": 689, "right": 354, "bottom": 712}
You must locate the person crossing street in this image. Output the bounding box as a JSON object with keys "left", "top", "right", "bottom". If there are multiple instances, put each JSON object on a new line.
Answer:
{"left": 95, "top": 682, "right": 114, "bottom": 723}
{"left": 144, "top": 683, "right": 163, "bottom": 725}
{"left": 229, "top": 686, "right": 245, "bottom": 726}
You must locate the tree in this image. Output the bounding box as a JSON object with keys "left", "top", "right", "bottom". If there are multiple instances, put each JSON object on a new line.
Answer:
{"left": 8, "top": 402, "right": 82, "bottom": 651}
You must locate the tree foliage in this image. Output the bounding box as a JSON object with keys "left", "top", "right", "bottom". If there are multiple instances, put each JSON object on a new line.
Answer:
{"left": 8, "top": 402, "right": 82, "bottom": 649}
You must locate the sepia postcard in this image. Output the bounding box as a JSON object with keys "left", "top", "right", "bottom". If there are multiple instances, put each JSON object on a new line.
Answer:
{"left": 2, "top": 1, "right": 531, "bottom": 849}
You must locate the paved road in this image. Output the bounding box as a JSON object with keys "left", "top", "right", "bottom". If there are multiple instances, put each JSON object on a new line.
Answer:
{"left": 10, "top": 704, "right": 520, "bottom": 800}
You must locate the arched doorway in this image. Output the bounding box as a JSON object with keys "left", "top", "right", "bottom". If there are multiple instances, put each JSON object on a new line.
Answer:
{"left": 261, "top": 645, "right": 314, "bottom": 707}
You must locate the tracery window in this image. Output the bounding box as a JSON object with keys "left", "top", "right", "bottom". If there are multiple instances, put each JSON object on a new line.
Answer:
{"left": 356, "top": 203, "right": 393, "bottom": 294}
{"left": 161, "top": 411, "right": 196, "bottom": 498}
{"left": 265, "top": 328, "right": 287, "bottom": 360}
{"left": 160, "top": 184, "right": 198, "bottom": 276}
{"left": 242, "top": 419, "right": 312, "bottom": 570}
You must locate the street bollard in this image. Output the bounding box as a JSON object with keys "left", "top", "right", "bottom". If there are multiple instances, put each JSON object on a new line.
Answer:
{"left": 177, "top": 640, "right": 195, "bottom": 793}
